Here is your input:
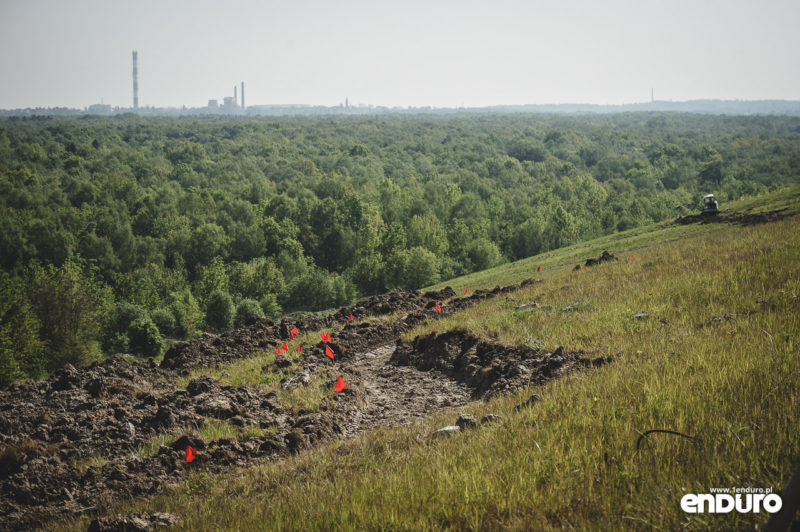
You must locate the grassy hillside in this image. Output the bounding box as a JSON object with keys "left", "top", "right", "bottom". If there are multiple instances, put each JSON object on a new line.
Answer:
{"left": 54, "top": 188, "right": 800, "bottom": 531}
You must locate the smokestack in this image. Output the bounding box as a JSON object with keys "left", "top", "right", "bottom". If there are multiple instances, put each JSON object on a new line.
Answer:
{"left": 132, "top": 51, "right": 138, "bottom": 110}
{"left": 234, "top": 85, "right": 237, "bottom": 106}
{"left": 241, "top": 82, "right": 245, "bottom": 109}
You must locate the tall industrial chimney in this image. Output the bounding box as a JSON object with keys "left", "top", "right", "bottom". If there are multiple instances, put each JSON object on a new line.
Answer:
{"left": 132, "top": 51, "right": 139, "bottom": 110}
{"left": 241, "top": 82, "right": 245, "bottom": 109}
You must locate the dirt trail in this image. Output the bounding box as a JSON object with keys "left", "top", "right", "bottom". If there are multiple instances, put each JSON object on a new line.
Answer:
{"left": 340, "top": 345, "right": 474, "bottom": 434}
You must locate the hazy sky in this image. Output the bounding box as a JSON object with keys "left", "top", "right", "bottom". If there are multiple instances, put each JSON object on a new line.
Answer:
{"left": 1, "top": 0, "right": 798, "bottom": 109}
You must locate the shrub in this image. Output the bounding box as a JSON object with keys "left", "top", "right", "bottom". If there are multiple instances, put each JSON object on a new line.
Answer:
{"left": 259, "top": 294, "right": 282, "bottom": 320}
{"left": 168, "top": 289, "right": 202, "bottom": 339}
{"left": 234, "top": 299, "right": 265, "bottom": 328}
{"left": 280, "top": 269, "right": 356, "bottom": 312}
{"left": 205, "top": 290, "right": 234, "bottom": 332}
{"left": 402, "top": 246, "right": 441, "bottom": 289}
{"left": 127, "top": 318, "right": 164, "bottom": 358}
{"left": 150, "top": 308, "right": 176, "bottom": 336}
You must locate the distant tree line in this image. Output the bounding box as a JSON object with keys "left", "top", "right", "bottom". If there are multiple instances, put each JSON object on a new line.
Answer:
{"left": 1, "top": 112, "right": 798, "bottom": 385}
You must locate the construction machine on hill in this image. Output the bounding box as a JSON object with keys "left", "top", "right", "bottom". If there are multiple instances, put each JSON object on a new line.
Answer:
{"left": 675, "top": 194, "right": 719, "bottom": 216}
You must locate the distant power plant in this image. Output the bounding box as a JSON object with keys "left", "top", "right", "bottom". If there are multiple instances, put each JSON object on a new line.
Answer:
{"left": 130, "top": 51, "right": 245, "bottom": 112}
{"left": 132, "top": 51, "right": 138, "bottom": 110}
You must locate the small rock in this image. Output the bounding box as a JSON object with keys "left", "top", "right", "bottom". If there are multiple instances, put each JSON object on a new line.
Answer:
{"left": 151, "top": 513, "right": 180, "bottom": 527}
{"left": 433, "top": 426, "right": 461, "bottom": 438}
{"left": 514, "top": 393, "right": 542, "bottom": 412}
{"left": 197, "top": 397, "right": 236, "bottom": 419}
{"left": 480, "top": 414, "right": 502, "bottom": 424}
{"left": 282, "top": 371, "right": 311, "bottom": 390}
{"left": 562, "top": 302, "right": 581, "bottom": 312}
{"left": 633, "top": 311, "right": 650, "bottom": 320}
{"left": 515, "top": 302, "right": 539, "bottom": 311}
{"left": 455, "top": 414, "right": 477, "bottom": 430}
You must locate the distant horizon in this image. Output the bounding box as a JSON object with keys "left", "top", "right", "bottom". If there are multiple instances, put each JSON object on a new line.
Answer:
{"left": 1, "top": 1, "right": 798, "bottom": 110}
{"left": 4, "top": 97, "right": 800, "bottom": 112}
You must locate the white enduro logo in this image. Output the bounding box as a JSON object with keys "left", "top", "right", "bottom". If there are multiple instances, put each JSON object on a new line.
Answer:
{"left": 681, "top": 487, "right": 782, "bottom": 514}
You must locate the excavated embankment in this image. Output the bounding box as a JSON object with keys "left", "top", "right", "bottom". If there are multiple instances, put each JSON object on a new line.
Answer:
{"left": 0, "top": 277, "right": 604, "bottom": 531}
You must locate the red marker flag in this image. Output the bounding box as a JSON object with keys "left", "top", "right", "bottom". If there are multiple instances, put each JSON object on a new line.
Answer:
{"left": 297, "top": 345, "right": 302, "bottom": 353}
{"left": 334, "top": 376, "right": 346, "bottom": 393}
{"left": 325, "top": 345, "right": 335, "bottom": 359}
{"left": 464, "top": 287, "right": 468, "bottom": 294}
{"left": 276, "top": 347, "right": 282, "bottom": 355}
{"left": 349, "top": 313, "right": 353, "bottom": 322}
{"left": 435, "top": 303, "right": 442, "bottom": 312}
{"left": 325, "top": 332, "right": 332, "bottom": 342}
{"left": 290, "top": 326, "right": 299, "bottom": 335}
{"left": 281, "top": 342, "right": 289, "bottom": 353}
{"left": 186, "top": 446, "right": 197, "bottom": 463}
{"left": 537, "top": 266, "right": 542, "bottom": 272}
{"left": 631, "top": 254, "right": 635, "bottom": 258}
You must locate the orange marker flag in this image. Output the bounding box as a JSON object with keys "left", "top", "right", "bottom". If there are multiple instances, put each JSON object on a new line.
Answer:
{"left": 186, "top": 446, "right": 197, "bottom": 463}
{"left": 435, "top": 303, "right": 442, "bottom": 312}
{"left": 281, "top": 342, "right": 289, "bottom": 353}
{"left": 334, "top": 376, "right": 346, "bottom": 393}
{"left": 325, "top": 345, "right": 335, "bottom": 359}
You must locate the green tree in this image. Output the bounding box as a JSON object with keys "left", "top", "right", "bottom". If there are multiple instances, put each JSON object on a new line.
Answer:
{"left": 205, "top": 290, "right": 234, "bottom": 332}
{"left": 402, "top": 247, "right": 441, "bottom": 289}
{"left": 234, "top": 298, "right": 265, "bottom": 327}
{"left": 0, "top": 272, "right": 44, "bottom": 386}
{"left": 127, "top": 318, "right": 164, "bottom": 358}
{"left": 259, "top": 294, "right": 282, "bottom": 320}
{"left": 26, "top": 260, "right": 112, "bottom": 370}
{"left": 168, "top": 289, "right": 202, "bottom": 339}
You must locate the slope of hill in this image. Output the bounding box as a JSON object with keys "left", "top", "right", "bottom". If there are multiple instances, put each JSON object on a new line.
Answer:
{"left": 2, "top": 187, "right": 798, "bottom": 531}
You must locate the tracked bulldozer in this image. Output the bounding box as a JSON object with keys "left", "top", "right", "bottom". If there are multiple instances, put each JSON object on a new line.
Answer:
{"left": 675, "top": 194, "right": 719, "bottom": 216}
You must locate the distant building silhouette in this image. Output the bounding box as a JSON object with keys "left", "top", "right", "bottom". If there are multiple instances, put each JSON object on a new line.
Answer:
{"left": 132, "top": 51, "right": 138, "bottom": 110}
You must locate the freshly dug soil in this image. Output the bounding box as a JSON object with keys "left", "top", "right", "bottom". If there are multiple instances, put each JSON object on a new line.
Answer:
{"left": 0, "top": 276, "right": 604, "bottom": 531}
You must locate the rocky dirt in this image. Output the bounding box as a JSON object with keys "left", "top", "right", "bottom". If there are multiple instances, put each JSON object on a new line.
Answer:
{"left": 674, "top": 210, "right": 793, "bottom": 226}
{"left": 0, "top": 277, "right": 600, "bottom": 531}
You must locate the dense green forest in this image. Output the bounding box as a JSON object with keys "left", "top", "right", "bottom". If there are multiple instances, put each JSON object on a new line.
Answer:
{"left": 1, "top": 112, "right": 799, "bottom": 385}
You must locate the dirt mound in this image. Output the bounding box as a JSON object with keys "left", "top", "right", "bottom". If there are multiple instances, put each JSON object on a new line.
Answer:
{"left": 161, "top": 319, "right": 278, "bottom": 371}
{"left": 160, "top": 288, "right": 465, "bottom": 373}
{"left": 0, "top": 278, "right": 552, "bottom": 530}
{"left": 674, "top": 210, "right": 792, "bottom": 226}
{"left": 575, "top": 250, "right": 617, "bottom": 270}
{"left": 391, "top": 329, "right": 605, "bottom": 398}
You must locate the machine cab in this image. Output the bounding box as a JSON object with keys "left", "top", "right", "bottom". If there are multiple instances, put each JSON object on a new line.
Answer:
{"left": 702, "top": 194, "right": 719, "bottom": 215}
